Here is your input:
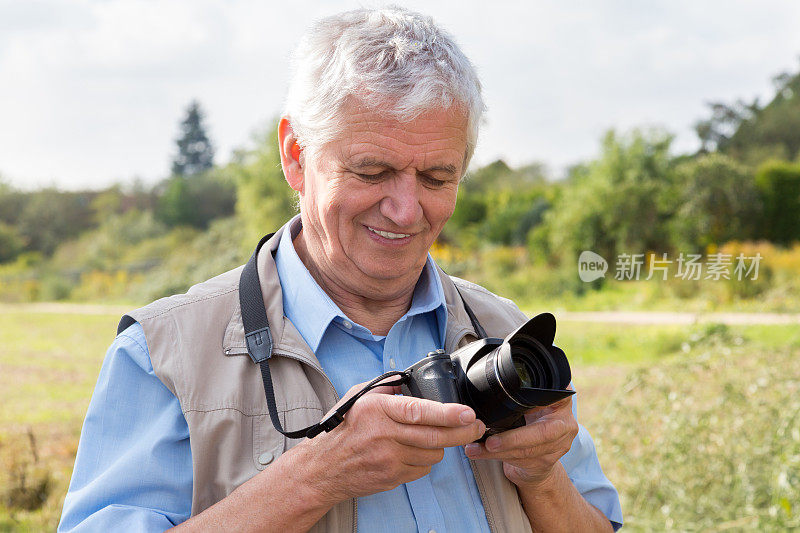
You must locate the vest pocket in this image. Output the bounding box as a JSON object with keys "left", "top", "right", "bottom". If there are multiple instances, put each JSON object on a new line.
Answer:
{"left": 252, "top": 413, "right": 286, "bottom": 471}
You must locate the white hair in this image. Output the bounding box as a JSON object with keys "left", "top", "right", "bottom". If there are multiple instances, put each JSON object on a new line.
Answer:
{"left": 284, "top": 6, "right": 485, "bottom": 172}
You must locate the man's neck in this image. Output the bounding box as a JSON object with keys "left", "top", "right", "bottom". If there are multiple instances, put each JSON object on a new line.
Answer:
{"left": 292, "top": 230, "right": 419, "bottom": 336}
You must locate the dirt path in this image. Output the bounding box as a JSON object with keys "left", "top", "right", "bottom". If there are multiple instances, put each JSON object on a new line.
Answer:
{"left": 3, "top": 303, "right": 799, "bottom": 325}
{"left": 556, "top": 310, "right": 800, "bottom": 325}
{"left": 0, "top": 302, "right": 132, "bottom": 315}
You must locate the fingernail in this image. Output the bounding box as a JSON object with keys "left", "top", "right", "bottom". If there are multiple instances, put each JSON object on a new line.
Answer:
{"left": 459, "top": 409, "right": 475, "bottom": 424}
{"left": 486, "top": 436, "right": 501, "bottom": 451}
{"left": 465, "top": 443, "right": 480, "bottom": 457}
{"left": 477, "top": 420, "right": 486, "bottom": 434}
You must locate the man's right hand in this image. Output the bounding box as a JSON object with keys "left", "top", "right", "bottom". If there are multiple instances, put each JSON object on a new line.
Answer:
{"left": 289, "top": 382, "right": 486, "bottom": 507}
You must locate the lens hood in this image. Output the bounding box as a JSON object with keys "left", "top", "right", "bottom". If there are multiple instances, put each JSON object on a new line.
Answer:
{"left": 451, "top": 313, "right": 575, "bottom": 428}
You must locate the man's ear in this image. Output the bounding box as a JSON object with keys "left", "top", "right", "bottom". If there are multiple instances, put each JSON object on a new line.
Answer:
{"left": 278, "top": 116, "right": 304, "bottom": 193}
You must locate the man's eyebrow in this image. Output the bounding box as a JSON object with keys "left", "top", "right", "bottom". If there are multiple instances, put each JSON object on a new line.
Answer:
{"left": 423, "top": 164, "right": 458, "bottom": 175}
{"left": 351, "top": 157, "right": 391, "bottom": 170}
{"left": 351, "top": 158, "right": 457, "bottom": 175}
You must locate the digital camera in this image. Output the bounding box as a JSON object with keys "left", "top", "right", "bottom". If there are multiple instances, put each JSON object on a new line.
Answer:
{"left": 401, "top": 313, "right": 574, "bottom": 437}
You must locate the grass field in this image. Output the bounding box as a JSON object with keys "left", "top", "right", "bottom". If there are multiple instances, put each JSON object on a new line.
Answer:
{"left": 0, "top": 307, "right": 121, "bottom": 531}
{"left": 1, "top": 304, "right": 798, "bottom": 531}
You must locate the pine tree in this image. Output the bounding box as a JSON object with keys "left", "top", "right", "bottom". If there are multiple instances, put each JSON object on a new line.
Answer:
{"left": 171, "top": 100, "right": 214, "bottom": 176}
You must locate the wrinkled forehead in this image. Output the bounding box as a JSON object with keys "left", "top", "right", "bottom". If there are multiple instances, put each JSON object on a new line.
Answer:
{"left": 315, "top": 101, "right": 470, "bottom": 175}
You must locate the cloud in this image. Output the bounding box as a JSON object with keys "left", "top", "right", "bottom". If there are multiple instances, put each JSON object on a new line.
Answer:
{"left": 1, "top": 0, "right": 799, "bottom": 188}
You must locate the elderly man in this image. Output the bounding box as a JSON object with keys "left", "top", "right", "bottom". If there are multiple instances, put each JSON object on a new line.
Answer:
{"left": 60, "top": 7, "right": 622, "bottom": 532}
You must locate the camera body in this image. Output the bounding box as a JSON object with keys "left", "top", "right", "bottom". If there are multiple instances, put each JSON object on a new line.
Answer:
{"left": 401, "top": 313, "right": 574, "bottom": 438}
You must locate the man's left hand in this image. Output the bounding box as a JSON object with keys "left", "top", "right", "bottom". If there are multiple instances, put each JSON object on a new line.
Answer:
{"left": 463, "top": 391, "right": 578, "bottom": 489}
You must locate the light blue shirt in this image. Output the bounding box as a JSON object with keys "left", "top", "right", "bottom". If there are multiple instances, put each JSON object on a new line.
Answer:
{"left": 59, "top": 220, "right": 623, "bottom": 531}
{"left": 59, "top": 324, "right": 193, "bottom": 531}
{"left": 275, "top": 221, "right": 490, "bottom": 533}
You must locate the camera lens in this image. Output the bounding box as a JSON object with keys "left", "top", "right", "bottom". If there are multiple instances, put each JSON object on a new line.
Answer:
{"left": 453, "top": 313, "right": 575, "bottom": 432}
{"left": 507, "top": 338, "right": 556, "bottom": 390}
{"left": 513, "top": 356, "right": 534, "bottom": 388}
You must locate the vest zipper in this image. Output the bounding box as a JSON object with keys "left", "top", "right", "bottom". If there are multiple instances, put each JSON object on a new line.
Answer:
{"left": 447, "top": 329, "right": 499, "bottom": 533}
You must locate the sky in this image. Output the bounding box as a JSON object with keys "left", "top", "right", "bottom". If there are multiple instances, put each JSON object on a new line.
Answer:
{"left": 1, "top": 0, "right": 800, "bottom": 190}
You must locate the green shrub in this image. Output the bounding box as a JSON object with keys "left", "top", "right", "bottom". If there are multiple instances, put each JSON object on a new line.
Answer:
{"left": 39, "top": 276, "right": 72, "bottom": 301}
{"left": 156, "top": 172, "right": 236, "bottom": 229}
{"left": 755, "top": 160, "right": 800, "bottom": 245}
{"left": 595, "top": 339, "right": 800, "bottom": 530}
{"left": 0, "top": 222, "right": 24, "bottom": 263}
{"left": 1, "top": 430, "right": 53, "bottom": 513}
{"left": 671, "top": 154, "right": 761, "bottom": 251}
{"left": 230, "top": 124, "right": 298, "bottom": 249}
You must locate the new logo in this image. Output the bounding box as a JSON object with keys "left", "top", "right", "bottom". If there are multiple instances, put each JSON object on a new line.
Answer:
{"left": 578, "top": 251, "right": 608, "bottom": 282}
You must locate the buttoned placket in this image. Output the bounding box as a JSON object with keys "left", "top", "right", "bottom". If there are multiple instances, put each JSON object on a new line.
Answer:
{"left": 384, "top": 315, "right": 449, "bottom": 533}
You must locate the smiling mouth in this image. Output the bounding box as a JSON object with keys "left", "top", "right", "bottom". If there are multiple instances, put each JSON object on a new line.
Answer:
{"left": 366, "top": 226, "right": 412, "bottom": 240}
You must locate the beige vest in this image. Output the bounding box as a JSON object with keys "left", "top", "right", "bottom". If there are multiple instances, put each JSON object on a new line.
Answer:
{"left": 124, "top": 225, "right": 533, "bottom": 532}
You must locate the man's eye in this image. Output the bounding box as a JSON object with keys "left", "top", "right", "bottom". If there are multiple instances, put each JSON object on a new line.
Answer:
{"left": 422, "top": 176, "right": 447, "bottom": 188}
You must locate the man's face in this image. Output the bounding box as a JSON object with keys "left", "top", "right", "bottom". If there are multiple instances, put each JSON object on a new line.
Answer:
{"left": 296, "top": 105, "right": 467, "bottom": 296}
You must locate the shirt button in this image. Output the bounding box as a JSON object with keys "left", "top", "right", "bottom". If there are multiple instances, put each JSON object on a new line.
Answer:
{"left": 258, "top": 452, "right": 274, "bottom": 465}
{"left": 389, "top": 358, "right": 396, "bottom": 369}
{"left": 428, "top": 529, "right": 436, "bottom": 533}
{"left": 342, "top": 320, "right": 353, "bottom": 329}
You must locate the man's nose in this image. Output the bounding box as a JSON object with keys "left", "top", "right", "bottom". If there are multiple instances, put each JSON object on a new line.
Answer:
{"left": 379, "top": 173, "right": 423, "bottom": 228}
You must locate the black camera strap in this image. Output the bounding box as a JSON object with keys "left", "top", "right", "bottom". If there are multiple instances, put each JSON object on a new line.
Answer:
{"left": 239, "top": 234, "right": 408, "bottom": 439}
{"left": 239, "top": 233, "right": 487, "bottom": 439}
{"left": 455, "top": 289, "right": 488, "bottom": 339}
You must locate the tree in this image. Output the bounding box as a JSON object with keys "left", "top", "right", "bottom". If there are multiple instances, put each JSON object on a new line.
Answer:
{"left": 171, "top": 100, "right": 215, "bottom": 177}
{"left": 670, "top": 154, "right": 761, "bottom": 251}
{"left": 0, "top": 178, "right": 25, "bottom": 226}
{"left": 157, "top": 176, "right": 193, "bottom": 227}
{"left": 726, "top": 70, "right": 800, "bottom": 164}
{"left": 230, "top": 122, "right": 298, "bottom": 247}
{"left": 156, "top": 171, "right": 236, "bottom": 229}
{"left": 482, "top": 190, "right": 549, "bottom": 245}
{"left": 695, "top": 64, "right": 800, "bottom": 166}
{"left": 462, "top": 159, "right": 514, "bottom": 193}
{"left": 447, "top": 159, "right": 550, "bottom": 245}
{"left": 160, "top": 101, "right": 233, "bottom": 228}
{"left": 754, "top": 160, "right": 800, "bottom": 244}
{"left": 0, "top": 222, "right": 23, "bottom": 263}
{"left": 694, "top": 99, "right": 757, "bottom": 153}
{"left": 15, "top": 189, "right": 97, "bottom": 255}
{"left": 538, "top": 129, "right": 677, "bottom": 264}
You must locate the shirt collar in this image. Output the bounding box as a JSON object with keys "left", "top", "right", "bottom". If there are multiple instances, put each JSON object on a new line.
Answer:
{"left": 275, "top": 215, "right": 448, "bottom": 352}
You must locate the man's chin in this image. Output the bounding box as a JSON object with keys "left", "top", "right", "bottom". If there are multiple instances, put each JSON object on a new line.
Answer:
{"left": 356, "top": 261, "right": 424, "bottom": 284}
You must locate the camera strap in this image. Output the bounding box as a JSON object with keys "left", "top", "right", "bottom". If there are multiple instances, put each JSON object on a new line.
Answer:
{"left": 239, "top": 234, "right": 408, "bottom": 439}
{"left": 455, "top": 289, "right": 488, "bottom": 339}
{"left": 239, "top": 233, "right": 487, "bottom": 439}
